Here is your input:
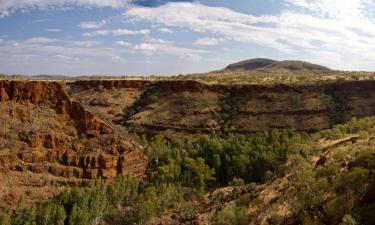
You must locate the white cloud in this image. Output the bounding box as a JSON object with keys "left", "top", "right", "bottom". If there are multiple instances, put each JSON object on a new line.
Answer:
{"left": 124, "top": 1, "right": 375, "bottom": 70}
{"left": 24, "top": 37, "right": 57, "bottom": 44}
{"left": 46, "top": 28, "right": 61, "bottom": 32}
{"left": 0, "top": 0, "right": 130, "bottom": 17}
{"left": 116, "top": 40, "right": 132, "bottom": 47}
{"left": 0, "top": 38, "right": 133, "bottom": 75}
{"left": 131, "top": 38, "right": 205, "bottom": 60}
{"left": 112, "top": 28, "right": 150, "bottom": 36}
{"left": 55, "top": 54, "right": 72, "bottom": 60}
{"left": 69, "top": 40, "right": 100, "bottom": 47}
{"left": 124, "top": 3, "right": 294, "bottom": 54}
{"left": 83, "top": 30, "right": 110, "bottom": 37}
{"left": 79, "top": 20, "right": 106, "bottom": 29}
{"left": 83, "top": 29, "right": 150, "bottom": 37}
{"left": 182, "top": 53, "right": 201, "bottom": 61}
{"left": 284, "top": 0, "right": 375, "bottom": 20}
{"left": 0, "top": 38, "right": 120, "bottom": 62}
{"left": 158, "top": 28, "right": 174, "bottom": 33}
{"left": 194, "top": 37, "right": 219, "bottom": 46}
{"left": 0, "top": 35, "right": 205, "bottom": 75}
{"left": 112, "top": 55, "right": 126, "bottom": 63}
{"left": 134, "top": 43, "right": 156, "bottom": 51}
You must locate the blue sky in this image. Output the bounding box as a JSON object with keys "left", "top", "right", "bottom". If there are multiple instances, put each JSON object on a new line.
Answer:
{"left": 1, "top": 0, "right": 375, "bottom": 75}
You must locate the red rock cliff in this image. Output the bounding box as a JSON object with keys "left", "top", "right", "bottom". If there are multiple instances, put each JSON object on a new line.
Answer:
{"left": 0, "top": 81, "right": 147, "bottom": 206}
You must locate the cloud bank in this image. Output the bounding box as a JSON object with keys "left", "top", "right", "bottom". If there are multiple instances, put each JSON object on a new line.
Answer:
{"left": 0, "top": 0, "right": 130, "bottom": 17}
{"left": 2, "top": 0, "right": 375, "bottom": 74}
{"left": 124, "top": 0, "right": 375, "bottom": 70}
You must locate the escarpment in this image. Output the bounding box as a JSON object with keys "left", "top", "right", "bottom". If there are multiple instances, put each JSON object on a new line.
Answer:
{"left": 0, "top": 81, "right": 147, "bottom": 207}
{"left": 69, "top": 79, "right": 375, "bottom": 136}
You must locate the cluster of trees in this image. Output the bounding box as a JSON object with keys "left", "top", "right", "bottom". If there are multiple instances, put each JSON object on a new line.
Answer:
{"left": 320, "top": 116, "right": 375, "bottom": 139}
{"left": 143, "top": 130, "right": 297, "bottom": 193}
{"left": 0, "top": 176, "right": 183, "bottom": 225}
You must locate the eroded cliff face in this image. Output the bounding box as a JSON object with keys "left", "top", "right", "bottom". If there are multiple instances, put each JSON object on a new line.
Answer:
{"left": 0, "top": 81, "right": 147, "bottom": 207}
{"left": 69, "top": 79, "right": 375, "bottom": 137}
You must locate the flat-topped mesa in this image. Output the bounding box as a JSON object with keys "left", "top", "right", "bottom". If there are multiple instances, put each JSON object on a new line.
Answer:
{"left": 0, "top": 81, "right": 147, "bottom": 206}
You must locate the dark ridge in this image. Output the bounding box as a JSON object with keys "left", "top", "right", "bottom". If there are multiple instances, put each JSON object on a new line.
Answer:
{"left": 225, "top": 58, "right": 277, "bottom": 70}
{"left": 224, "top": 58, "right": 331, "bottom": 72}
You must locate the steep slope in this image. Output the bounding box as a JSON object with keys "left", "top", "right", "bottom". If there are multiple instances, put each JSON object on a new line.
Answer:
{"left": 0, "top": 81, "right": 147, "bottom": 207}
{"left": 70, "top": 80, "right": 375, "bottom": 137}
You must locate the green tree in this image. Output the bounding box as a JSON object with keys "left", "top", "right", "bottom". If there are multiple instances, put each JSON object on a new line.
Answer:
{"left": 183, "top": 157, "right": 215, "bottom": 194}
{"left": 11, "top": 207, "right": 36, "bottom": 225}
{"left": 69, "top": 204, "right": 90, "bottom": 225}
{"left": 155, "top": 160, "right": 181, "bottom": 184}
{"left": 35, "top": 202, "right": 66, "bottom": 225}
{"left": 107, "top": 175, "right": 139, "bottom": 209}
{"left": 87, "top": 179, "right": 108, "bottom": 222}
{"left": 137, "top": 187, "right": 157, "bottom": 224}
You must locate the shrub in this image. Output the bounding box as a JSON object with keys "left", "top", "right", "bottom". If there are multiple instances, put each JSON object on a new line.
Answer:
{"left": 0, "top": 211, "right": 11, "bottom": 225}
{"left": 354, "top": 149, "right": 375, "bottom": 170}
{"left": 214, "top": 206, "right": 248, "bottom": 225}
{"left": 340, "top": 214, "right": 356, "bottom": 225}
{"left": 315, "top": 163, "right": 339, "bottom": 178}
{"left": 340, "top": 167, "right": 369, "bottom": 192}
{"left": 325, "top": 195, "right": 354, "bottom": 224}
{"left": 229, "top": 177, "right": 245, "bottom": 186}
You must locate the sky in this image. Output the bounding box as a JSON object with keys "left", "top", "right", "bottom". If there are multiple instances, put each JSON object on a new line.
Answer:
{"left": 1, "top": 0, "right": 375, "bottom": 75}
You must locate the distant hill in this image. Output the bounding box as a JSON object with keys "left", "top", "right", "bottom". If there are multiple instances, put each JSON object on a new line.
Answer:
{"left": 224, "top": 58, "right": 331, "bottom": 73}
{"left": 225, "top": 58, "right": 277, "bottom": 70}
{"left": 31, "top": 74, "right": 71, "bottom": 80}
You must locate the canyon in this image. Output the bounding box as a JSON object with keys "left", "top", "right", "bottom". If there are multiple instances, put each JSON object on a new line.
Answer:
{"left": 1, "top": 78, "right": 375, "bottom": 208}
